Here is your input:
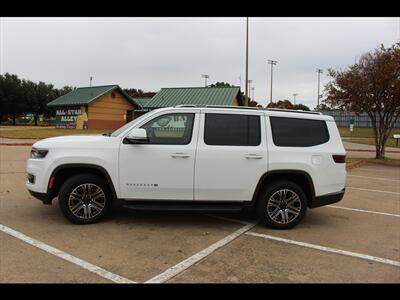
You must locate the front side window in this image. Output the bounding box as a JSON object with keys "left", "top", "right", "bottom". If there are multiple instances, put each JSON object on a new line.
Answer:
{"left": 270, "top": 116, "right": 330, "bottom": 147}
{"left": 204, "top": 113, "right": 261, "bottom": 146}
{"left": 140, "top": 113, "right": 195, "bottom": 145}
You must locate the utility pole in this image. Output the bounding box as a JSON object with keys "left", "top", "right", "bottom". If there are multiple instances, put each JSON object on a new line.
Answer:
{"left": 90, "top": 76, "right": 92, "bottom": 88}
{"left": 293, "top": 93, "right": 298, "bottom": 105}
{"left": 316, "top": 69, "right": 323, "bottom": 110}
{"left": 248, "top": 80, "right": 253, "bottom": 98}
{"left": 245, "top": 17, "right": 249, "bottom": 106}
{"left": 201, "top": 74, "right": 209, "bottom": 87}
{"left": 268, "top": 60, "right": 277, "bottom": 104}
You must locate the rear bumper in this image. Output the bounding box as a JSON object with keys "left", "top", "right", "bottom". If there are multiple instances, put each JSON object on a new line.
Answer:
{"left": 310, "top": 188, "right": 345, "bottom": 208}
{"left": 28, "top": 189, "right": 52, "bottom": 205}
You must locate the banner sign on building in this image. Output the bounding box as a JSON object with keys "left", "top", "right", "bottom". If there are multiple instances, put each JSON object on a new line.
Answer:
{"left": 55, "top": 108, "right": 82, "bottom": 129}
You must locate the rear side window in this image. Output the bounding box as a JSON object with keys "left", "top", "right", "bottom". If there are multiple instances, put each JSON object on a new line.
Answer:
{"left": 204, "top": 114, "right": 261, "bottom": 146}
{"left": 270, "top": 116, "right": 329, "bottom": 147}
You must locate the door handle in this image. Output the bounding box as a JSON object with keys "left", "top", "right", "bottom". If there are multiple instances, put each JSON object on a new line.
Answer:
{"left": 171, "top": 153, "right": 190, "bottom": 158}
{"left": 244, "top": 154, "right": 263, "bottom": 159}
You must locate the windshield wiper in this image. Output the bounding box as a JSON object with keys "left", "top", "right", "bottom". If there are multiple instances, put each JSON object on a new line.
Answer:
{"left": 102, "top": 133, "right": 111, "bottom": 137}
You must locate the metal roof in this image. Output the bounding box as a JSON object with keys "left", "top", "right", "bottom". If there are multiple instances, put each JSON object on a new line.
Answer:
{"left": 144, "top": 87, "right": 242, "bottom": 108}
{"left": 131, "top": 97, "right": 152, "bottom": 108}
{"left": 47, "top": 85, "right": 140, "bottom": 108}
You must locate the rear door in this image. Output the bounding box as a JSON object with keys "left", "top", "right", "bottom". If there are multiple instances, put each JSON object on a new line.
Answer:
{"left": 194, "top": 110, "right": 268, "bottom": 202}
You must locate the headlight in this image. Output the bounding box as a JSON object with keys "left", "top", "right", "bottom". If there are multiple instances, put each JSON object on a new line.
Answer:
{"left": 30, "top": 147, "right": 49, "bottom": 159}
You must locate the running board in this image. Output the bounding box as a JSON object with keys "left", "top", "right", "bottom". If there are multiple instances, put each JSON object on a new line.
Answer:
{"left": 122, "top": 201, "right": 245, "bottom": 212}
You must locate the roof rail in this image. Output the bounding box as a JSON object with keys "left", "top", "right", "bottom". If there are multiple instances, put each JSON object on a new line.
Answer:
{"left": 174, "top": 104, "right": 261, "bottom": 110}
{"left": 206, "top": 105, "right": 261, "bottom": 110}
{"left": 265, "top": 108, "right": 322, "bottom": 115}
{"left": 173, "top": 105, "right": 323, "bottom": 115}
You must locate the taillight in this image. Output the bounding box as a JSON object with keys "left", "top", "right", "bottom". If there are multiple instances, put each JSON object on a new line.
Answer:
{"left": 332, "top": 155, "right": 346, "bottom": 163}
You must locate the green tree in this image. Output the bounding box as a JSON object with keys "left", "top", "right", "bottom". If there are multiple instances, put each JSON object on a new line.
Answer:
{"left": 123, "top": 88, "right": 156, "bottom": 98}
{"left": 325, "top": 43, "right": 400, "bottom": 159}
{"left": 293, "top": 104, "right": 311, "bottom": 111}
{"left": 208, "top": 82, "right": 233, "bottom": 88}
{"left": 0, "top": 73, "right": 25, "bottom": 125}
{"left": 267, "top": 99, "right": 294, "bottom": 109}
{"left": 314, "top": 103, "right": 333, "bottom": 111}
{"left": 0, "top": 73, "right": 74, "bottom": 125}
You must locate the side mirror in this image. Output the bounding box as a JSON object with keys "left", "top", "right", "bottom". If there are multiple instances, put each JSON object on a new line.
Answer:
{"left": 124, "top": 128, "right": 149, "bottom": 144}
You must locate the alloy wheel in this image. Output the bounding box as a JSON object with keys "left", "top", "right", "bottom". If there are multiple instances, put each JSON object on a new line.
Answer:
{"left": 266, "top": 189, "right": 302, "bottom": 224}
{"left": 68, "top": 183, "right": 106, "bottom": 220}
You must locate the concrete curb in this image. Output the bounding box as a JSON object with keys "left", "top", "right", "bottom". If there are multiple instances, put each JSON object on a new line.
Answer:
{"left": 0, "top": 143, "right": 34, "bottom": 146}
{"left": 346, "top": 148, "right": 400, "bottom": 154}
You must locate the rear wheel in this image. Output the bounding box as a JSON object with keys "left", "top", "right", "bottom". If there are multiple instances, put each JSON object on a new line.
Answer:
{"left": 58, "top": 173, "right": 112, "bottom": 224}
{"left": 257, "top": 181, "right": 307, "bottom": 229}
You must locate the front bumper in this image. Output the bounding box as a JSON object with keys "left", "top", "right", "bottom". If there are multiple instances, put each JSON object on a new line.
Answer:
{"left": 310, "top": 188, "right": 345, "bottom": 208}
{"left": 28, "top": 189, "right": 52, "bottom": 205}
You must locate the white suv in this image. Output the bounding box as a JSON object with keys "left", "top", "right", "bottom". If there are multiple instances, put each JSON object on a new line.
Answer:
{"left": 26, "top": 106, "right": 346, "bottom": 229}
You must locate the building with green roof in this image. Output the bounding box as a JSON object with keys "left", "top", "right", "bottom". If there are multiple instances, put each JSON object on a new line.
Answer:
{"left": 47, "top": 85, "right": 244, "bottom": 130}
{"left": 142, "top": 86, "right": 244, "bottom": 110}
{"left": 47, "top": 85, "right": 141, "bottom": 129}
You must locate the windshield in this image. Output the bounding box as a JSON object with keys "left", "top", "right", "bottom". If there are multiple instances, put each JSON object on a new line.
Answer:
{"left": 110, "top": 112, "right": 151, "bottom": 137}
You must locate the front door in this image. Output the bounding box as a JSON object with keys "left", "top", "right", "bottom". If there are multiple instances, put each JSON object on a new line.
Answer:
{"left": 119, "top": 111, "right": 199, "bottom": 200}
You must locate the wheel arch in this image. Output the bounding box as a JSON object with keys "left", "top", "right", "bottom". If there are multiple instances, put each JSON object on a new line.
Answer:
{"left": 47, "top": 163, "right": 118, "bottom": 202}
{"left": 252, "top": 170, "right": 316, "bottom": 208}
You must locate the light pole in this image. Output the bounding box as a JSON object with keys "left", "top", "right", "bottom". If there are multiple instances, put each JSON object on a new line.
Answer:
{"left": 90, "top": 76, "right": 92, "bottom": 88}
{"left": 201, "top": 74, "right": 210, "bottom": 87}
{"left": 251, "top": 87, "right": 255, "bottom": 101}
{"left": 316, "top": 69, "right": 323, "bottom": 109}
{"left": 244, "top": 17, "right": 249, "bottom": 106}
{"left": 268, "top": 60, "right": 277, "bottom": 104}
{"left": 293, "top": 93, "right": 298, "bottom": 105}
{"left": 248, "top": 79, "right": 253, "bottom": 97}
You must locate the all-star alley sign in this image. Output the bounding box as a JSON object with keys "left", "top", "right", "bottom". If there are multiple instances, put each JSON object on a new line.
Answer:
{"left": 55, "top": 108, "right": 82, "bottom": 128}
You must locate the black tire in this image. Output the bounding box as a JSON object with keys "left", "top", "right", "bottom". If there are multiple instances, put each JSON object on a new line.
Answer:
{"left": 58, "top": 173, "right": 112, "bottom": 224}
{"left": 257, "top": 180, "right": 307, "bottom": 229}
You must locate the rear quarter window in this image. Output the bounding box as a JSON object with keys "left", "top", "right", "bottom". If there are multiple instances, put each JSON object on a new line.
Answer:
{"left": 270, "top": 116, "right": 329, "bottom": 147}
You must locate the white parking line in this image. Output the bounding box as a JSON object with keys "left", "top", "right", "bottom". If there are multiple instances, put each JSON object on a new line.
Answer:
{"left": 327, "top": 205, "right": 400, "bottom": 218}
{"left": 246, "top": 232, "right": 400, "bottom": 267}
{"left": 0, "top": 224, "right": 136, "bottom": 284}
{"left": 347, "top": 187, "right": 400, "bottom": 195}
{"left": 347, "top": 175, "right": 400, "bottom": 182}
{"left": 145, "top": 222, "right": 258, "bottom": 283}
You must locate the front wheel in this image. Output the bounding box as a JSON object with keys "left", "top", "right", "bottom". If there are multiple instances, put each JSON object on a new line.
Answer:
{"left": 58, "top": 173, "right": 112, "bottom": 224}
{"left": 257, "top": 181, "right": 307, "bottom": 229}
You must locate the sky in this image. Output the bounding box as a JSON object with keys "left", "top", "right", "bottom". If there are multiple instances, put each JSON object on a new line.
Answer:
{"left": 1, "top": 17, "right": 399, "bottom": 109}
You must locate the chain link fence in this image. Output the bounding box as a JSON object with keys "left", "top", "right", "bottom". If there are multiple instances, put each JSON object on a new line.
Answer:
{"left": 320, "top": 111, "right": 400, "bottom": 128}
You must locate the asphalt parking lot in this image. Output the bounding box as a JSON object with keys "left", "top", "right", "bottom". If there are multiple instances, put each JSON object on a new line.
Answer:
{"left": 0, "top": 145, "right": 399, "bottom": 283}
